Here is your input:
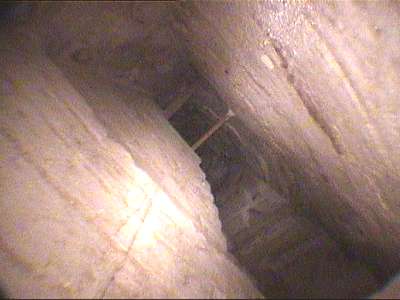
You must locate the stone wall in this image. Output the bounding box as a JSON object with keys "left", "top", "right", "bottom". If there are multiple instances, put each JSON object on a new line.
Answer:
{"left": 216, "top": 165, "right": 378, "bottom": 298}
{"left": 175, "top": 0, "right": 400, "bottom": 281}
{"left": 0, "top": 29, "right": 261, "bottom": 298}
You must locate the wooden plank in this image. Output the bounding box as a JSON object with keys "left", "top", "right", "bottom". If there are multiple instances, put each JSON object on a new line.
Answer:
{"left": 191, "top": 109, "right": 234, "bottom": 150}
{"left": 163, "top": 82, "right": 194, "bottom": 120}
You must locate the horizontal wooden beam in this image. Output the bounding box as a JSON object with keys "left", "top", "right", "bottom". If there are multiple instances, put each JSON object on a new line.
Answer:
{"left": 163, "top": 82, "right": 194, "bottom": 120}
{"left": 192, "top": 109, "right": 235, "bottom": 151}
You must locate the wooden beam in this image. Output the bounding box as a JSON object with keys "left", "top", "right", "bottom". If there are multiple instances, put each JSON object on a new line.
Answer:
{"left": 163, "top": 83, "right": 194, "bottom": 120}
{"left": 192, "top": 109, "right": 235, "bottom": 151}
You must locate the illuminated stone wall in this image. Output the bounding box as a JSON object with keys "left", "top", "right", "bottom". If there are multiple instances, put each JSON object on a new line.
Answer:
{"left": 0, "top": 31, "right": 261, "bottom": 298}
{"left": 175, "top": 0, "right": 400, "bottom": 282}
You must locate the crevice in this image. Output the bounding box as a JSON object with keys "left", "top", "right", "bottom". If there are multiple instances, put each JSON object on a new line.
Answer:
{"left": 98, "top": 200, "right": 154, "bottom": 299}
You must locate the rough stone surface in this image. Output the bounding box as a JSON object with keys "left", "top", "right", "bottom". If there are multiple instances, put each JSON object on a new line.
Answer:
{"left": 174, "top": 0, "right": 400, "bottom": 283}
{"left": 1, "top": 1, "right": 400, "bottom": 298}
{"left": 0, "top": 15, "right": 261, "bottom": 299}
{"left": 216, "top": 164, "right": 378, "bottom": 298}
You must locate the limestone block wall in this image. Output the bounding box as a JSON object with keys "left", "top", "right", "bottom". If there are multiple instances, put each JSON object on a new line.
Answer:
{"left": 175, "top": 1, "right": 400, "bottom": 280}
{"left": 0, "top": 31, "right": 261, "bottom": 298}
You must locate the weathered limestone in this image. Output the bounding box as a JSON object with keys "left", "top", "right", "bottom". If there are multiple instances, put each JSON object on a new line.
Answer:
{"left": 174, "top": 0, "right": 400, "bottom": 282}
{"left": 1, "top": 1, "right": 400, "bottom": 298}
{"left": 216, "top": 165, "right": 378, "bottom": 298}
{"left": 0, "top": 25, "right": 261, "bottom": 298}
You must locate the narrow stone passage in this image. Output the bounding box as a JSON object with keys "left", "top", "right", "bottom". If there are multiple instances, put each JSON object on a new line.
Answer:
{"left": 0, "top": 1, "right": 399, "bottom": 298}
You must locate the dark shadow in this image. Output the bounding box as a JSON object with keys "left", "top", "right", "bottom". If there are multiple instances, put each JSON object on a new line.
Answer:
{"left": 0, "top": 286, "right": 8, "bottom": 299}
{"left": 0, "top": 1, "right": 32, "bottom": 26}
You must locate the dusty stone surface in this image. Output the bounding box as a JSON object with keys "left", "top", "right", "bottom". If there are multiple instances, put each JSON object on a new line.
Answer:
{"left": 174, "top": 0, "right": 400, "bottom": 283}
{"left": 0, "top": 13, "right": 261, "bottom": 299}
{"left": 1, "top": 1, "right": 400, "bottom": 298}
{"left": 31, "top": 1, "right": 194, "bottom": 100}
{"left": 215, "top": 164, "right": 378, "bottom": 298}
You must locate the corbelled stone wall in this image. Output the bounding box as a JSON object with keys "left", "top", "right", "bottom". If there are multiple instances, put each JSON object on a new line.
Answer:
{"left": 0, "top": 26, "right": 261, "bottom": 298}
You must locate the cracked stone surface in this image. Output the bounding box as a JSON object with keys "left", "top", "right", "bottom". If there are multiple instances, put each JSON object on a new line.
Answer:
{"left": 0, "top": 14, "right": 261, "bottom": 299}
